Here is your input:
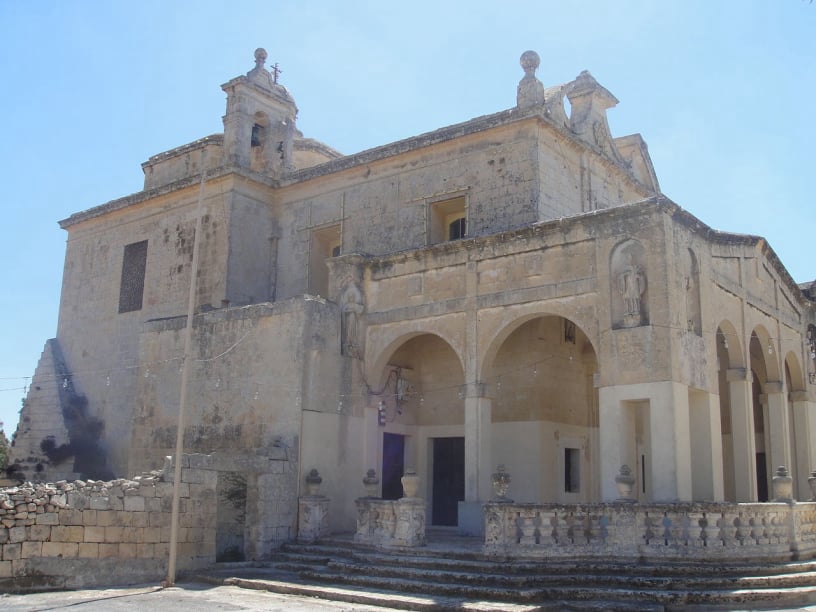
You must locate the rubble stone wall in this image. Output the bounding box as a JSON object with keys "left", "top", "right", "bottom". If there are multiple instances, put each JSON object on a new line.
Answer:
{"left": 0, "top": 455, "right": 217, "bottom": 592}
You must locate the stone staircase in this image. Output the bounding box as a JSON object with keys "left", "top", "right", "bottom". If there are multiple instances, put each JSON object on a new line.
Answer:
{"left": 195, "top": 534, "right": 816, "bottom": 611}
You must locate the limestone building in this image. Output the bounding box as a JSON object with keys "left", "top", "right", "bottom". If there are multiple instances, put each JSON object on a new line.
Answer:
{"left": 11, "top": 49, "right": 816, "bottom": 558}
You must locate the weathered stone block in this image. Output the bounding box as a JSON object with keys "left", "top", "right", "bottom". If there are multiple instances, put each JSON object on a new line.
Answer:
{"left": 59, "top": 508, "right": 83, "bottom": 525}
{"left": 104, "top": 526, "right": 124, "bottom": 543}
{"left": 29, "top": 524, "right": 51, "bottom": 541}
{"left": 142, "top": 527, "right": 161, "bottom": 543}
{"left": 96, "top": 510, "right": 114, "bottom": 527}
{"left": 0, "top": 560, "right": 12, "bottom": 578}
{"left": 136, "top": 543, "right": 154, "bottom": 558}
{"left": 21, "top": 541, "right": 42, "bottom": 558}
{"left": 78, "top": 542, "right": 99, "bottom": 558}
{"left": 131, "top": 512, "right": 149, "bottom": 528}
{"left": 51, "top": 526, "right": 84, "bottom": 543}
{"left": 149, "top": 511, "right": 170, "bottom": 527}
{"left": 40, "top": 542, "right": 62, "bottom": 558}
{"left": 89, "top": 496, "right": 110, "bottom": 511}
{"left": 4, "top": 542, "right": 22, "bottom": 560}
{"left": 82, "top": 509, "right": 98, "bottom": 525}
{"left": 36, "top": 512, "right": 60, "bottom": 526}
{"left": 119, "top": 543, "right": 137, "bottom": 559}
{"left": 124, "top": 496, "right": 145, "bottom": 512}
{"left": 84, "top": 526, "right": 105, "bottom": 543}
{"left": 8, "top": 526, "right": 27, "bottom": 543}
{"left": 97, "top": 543, "right": 118, "bottom": 558}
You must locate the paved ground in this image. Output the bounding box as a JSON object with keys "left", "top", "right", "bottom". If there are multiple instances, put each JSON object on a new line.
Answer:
{"left": 3, "top": 581, "right": 816, "bottom": 611}
{"left": 0, "top": 582, "right": 404, "bottom": 611}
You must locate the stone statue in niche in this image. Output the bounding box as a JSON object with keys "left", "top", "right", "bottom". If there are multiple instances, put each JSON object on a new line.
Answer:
{"left": 617, "top": 254, "right": 646, "bottom": 327}
{"left": 340, "top": 283, "right": 364, "bottom": 357}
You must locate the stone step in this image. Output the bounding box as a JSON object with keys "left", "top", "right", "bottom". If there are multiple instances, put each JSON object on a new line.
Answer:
{"left": 232, "top": 539, "right": 816, "bottom": 609}
{"left": 281, "top": 541, "right": 816, "bottom": 584}
{"left": 299, "top": 568, "right": 816, "bottom": 609}
{"left": 325, "top": 557, "right": 816, "bottom": 593}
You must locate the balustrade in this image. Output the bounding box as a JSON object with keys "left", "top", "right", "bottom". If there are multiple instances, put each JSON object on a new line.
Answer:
{"left": 484, "top": 501, "right": 816, "bottom": 562}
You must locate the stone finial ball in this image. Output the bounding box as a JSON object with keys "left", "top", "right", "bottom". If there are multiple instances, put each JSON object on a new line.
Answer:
{"left": 254, "top": 48, "right": 268, "bottom": 63}
{"left": 520, "top": 50, "right": 540, "bottom": 73}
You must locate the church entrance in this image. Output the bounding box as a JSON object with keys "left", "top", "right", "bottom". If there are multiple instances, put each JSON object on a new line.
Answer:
{"left": 381, "top": 433, "right": 405, "bottom": 500}
{"left": 431, "top": 437, "right": 465, "bottom": 526}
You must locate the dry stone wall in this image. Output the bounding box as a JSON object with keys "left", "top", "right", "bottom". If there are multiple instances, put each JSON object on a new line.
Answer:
{"left": 0, "top": 455, "right": 216, "bottom": 592}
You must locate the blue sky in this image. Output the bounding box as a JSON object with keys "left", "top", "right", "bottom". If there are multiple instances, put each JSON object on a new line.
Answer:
{"left": 0, "top": 1, "right": 814, "bottom": 439}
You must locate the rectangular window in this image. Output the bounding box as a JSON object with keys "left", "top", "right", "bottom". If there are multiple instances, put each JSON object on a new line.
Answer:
{"left": 564, "top": 447, "right": 580, "bottom": 493}
{"left": 429, "top": 195, "right": 467, "bottom": 244}
{"left": 118, "top": 240, "right": 148, "bottom": 313}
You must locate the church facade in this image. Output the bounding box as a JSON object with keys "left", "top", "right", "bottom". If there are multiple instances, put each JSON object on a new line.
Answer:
{"left": 11, "top": 49, "right": 816, "bottom": 559}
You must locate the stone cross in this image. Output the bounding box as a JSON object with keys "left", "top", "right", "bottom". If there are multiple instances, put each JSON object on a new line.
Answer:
{"left": 270, "top": 62, "right": 282, "bottom": 84}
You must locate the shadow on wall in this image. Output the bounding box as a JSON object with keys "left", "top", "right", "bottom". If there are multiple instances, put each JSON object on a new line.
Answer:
{"left": 38, "top": 393, "right": 113, "bottom": 481}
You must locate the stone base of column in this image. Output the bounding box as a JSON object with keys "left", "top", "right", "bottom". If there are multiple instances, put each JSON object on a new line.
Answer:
{"left": 297, "top": 496, "right": 329, "bottom": 543}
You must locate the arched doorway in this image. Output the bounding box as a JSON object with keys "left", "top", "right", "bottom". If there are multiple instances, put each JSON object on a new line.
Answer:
{"left": 482, "top": 315, "right": 599, "bottom": 503}
{"left": 370, "top": 333, "right": 465, "bottom": 526}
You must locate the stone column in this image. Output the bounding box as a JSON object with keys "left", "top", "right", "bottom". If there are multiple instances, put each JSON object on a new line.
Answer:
{"left": 727, "top": 368, "right": 757, "bottom": 501}
{"left": 689, "top": 390, "right": 725, "bottom": 501}
{"left": 647, "top": 382, "right": 693, "bottom": 501}
{"left": 460, "top": 383, "right": 492, "bottom": 535}
{"left": 765, "top": 381, "right": 792, "bottom": 485}
{"left": 790, "top": 392, "right": 814, "bottom": 499}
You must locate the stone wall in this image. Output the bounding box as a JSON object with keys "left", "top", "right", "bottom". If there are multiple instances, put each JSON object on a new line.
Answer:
{"left": 0, "top": 455, "right": 217, "bottom": 592}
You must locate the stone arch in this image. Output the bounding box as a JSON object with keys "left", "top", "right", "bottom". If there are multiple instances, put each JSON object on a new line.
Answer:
{"left": 750, "top": 324, "right": 781, "bottom": 384}
{"left": 362, "top": 329, "right": 466, "bottom": 515}
{"left": 716, "top": 319, "right": 744, "bottom": 370}
{"left": 479, "top": 309, "right": 599, "bottom": 383}
{"left": 716, "top": 319, "right": 747, "bottom": 502}
{"left": 250, "top": 111, "right": 270, "bottom": 172}
{"left": 365, "top": 327, "right": 465, "bottom": 390}
{"left": 785, "top": 351, "right": 806, "bottom": 393}
{"left": 609, "top": 239, "right": 649, "bottom": 329}
{"left": 478, "top": 312, "right": 600, "bottom": 503}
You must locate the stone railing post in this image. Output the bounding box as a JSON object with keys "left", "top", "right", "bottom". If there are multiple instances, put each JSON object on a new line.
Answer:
{"left": 297, "top": 469, "right": 329, "bottom": 543}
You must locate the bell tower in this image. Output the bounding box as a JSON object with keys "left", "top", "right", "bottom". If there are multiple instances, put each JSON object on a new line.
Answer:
{"left": 221, "top": 48, "right": 297, "bottom": 175}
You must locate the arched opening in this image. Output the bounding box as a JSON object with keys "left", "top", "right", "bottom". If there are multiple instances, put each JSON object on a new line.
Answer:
{"left": 370, "top": 333, "right": 465, "bottom": 526}
{"left": 716, "top": 320, "right": 746, "bottom": 502}
{"left": 749, "top": 328, "right": 777, "bottom": 501}
{"left": 250, "top": 111, "right": 269, "bottom": 172}
{"left": 483, "top": 315, "right": 599, "bottom": 503}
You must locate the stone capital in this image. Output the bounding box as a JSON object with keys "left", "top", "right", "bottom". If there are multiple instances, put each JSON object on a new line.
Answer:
{"left": 726, "top": 368, "right": 748, "bottom": 382}
{"left": 765, "top": 381, "right": 784, "bottom": 394}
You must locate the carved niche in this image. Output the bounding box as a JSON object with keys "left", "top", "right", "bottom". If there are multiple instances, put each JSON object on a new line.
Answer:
{"left": 610, "top": 240, "right": 648, "bottom": 329}
{"left": 339, "top": 282, "right": 365, "bottom": 357}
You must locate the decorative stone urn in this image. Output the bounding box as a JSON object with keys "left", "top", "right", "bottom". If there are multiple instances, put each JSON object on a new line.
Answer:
{"left": 614, "top": 465, "right": 636, "bottom": 502}
{"left": 401, "top": 469, "right": 420, "bottom": 499}
{"left": 808, "top": 469, "right": 816, "bottom": 502}
{"left": 363, "top": 468, "right": 380, "bottom": 498}
{"left": 491, "top": 465, "right": 512, "bottom": 502}
{"left": 772, "top": 466, "right": 794, "bottom": 502}
{"left": 305, "top": 468, "right": 323, "bottom": 496}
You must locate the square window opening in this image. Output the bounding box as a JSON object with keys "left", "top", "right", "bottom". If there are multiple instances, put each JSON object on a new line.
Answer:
{"left": 429, "top": 196, "right": 466, "bottom": 244}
